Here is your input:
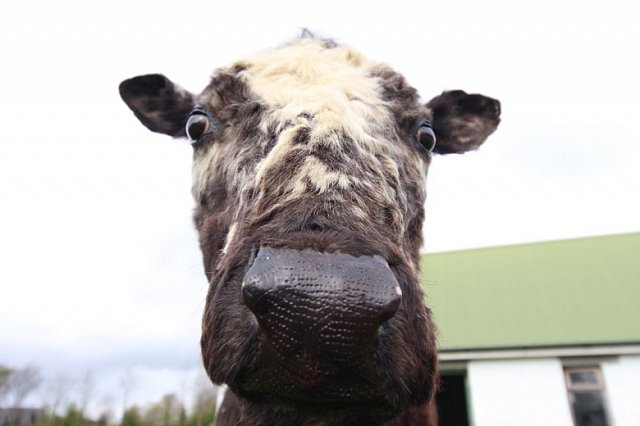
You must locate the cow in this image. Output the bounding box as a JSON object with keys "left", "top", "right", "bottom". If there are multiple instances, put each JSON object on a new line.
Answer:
{"left": 119, "top": 34, "right": 500, "bottom": 425}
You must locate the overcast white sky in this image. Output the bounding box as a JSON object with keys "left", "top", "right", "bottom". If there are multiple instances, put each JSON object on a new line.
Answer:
{"left": 1, "top": 0, "right": 639, "bottom": 417}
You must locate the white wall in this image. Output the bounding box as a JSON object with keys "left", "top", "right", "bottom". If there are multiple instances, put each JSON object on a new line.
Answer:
{"left": 602, "top": 355, "right": 640, "bottom": 426}
{"left": 467, "top": 358, "right": 574, "bottom": 426}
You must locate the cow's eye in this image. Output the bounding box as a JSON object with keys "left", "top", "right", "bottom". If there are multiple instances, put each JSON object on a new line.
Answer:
{"left": 186, "top": 112, "right": 211, "bottom": 143}
{"left": 417, "top": 122, "right": 436, "bottom": 153}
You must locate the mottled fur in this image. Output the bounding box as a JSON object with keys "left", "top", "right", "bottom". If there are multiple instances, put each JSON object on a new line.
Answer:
{"left": 120, "top": 36, "right": 500, "bottom": 425}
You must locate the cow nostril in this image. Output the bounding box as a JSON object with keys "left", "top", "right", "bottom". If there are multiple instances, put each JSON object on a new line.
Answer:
{"left": 241, "top": 278, "right": 270, "bottom": 316}
{"left": 378, "top": 284, "right": 402, "bottom": 323}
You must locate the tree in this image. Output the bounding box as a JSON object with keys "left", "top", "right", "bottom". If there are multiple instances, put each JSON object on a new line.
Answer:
{"left": 119, "top": 369, "right": 137, "bottom": 414}
{"left": 43, "top": 374, "right": 74, "bottom": 422}
{"left": 96, "top": 411, "right": 111, "bottom": 426}
{"left": 0, "top": 364, "right": 12, "bottom": 407}
{"left": 5, "top": 364, "right": 42, "bottom": 407}
{"left": 59, "top": 404, "right": 83, "bottom": 426}
{"left": 78, "top": 369, "right": 96, "bottom": 420}
{"left": 188, "top": 375, "right": 216, "bottom": 426}
{"left": 96, "top": 393, "right": 116, "bottom": 426}
{"left": 121, "top": 406, "right": 142, "bottom": 426}
{"left": 141, "top": 393, "right": 184, "bottom": 426}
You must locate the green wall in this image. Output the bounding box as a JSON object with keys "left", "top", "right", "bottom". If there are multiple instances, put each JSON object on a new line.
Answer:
{"left": 420, "top": 233, "right": 640, "bottom": 350}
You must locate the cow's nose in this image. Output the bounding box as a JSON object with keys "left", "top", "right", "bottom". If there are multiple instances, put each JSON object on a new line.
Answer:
{"left": 242, "top": 247, "right": 402, "bottom": 332}
{"left": 240, "top": 247, "right": 401, "bottom": 401}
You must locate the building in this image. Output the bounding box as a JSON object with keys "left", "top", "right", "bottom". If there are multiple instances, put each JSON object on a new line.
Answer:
{"left": 422, "top": 232, "right": 640, "bottom": 426}
{"left": 0, "top": 408, "right": 43, "bottom": 426}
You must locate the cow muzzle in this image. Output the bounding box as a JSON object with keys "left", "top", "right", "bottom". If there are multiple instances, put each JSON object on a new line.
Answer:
{"left": 240, "top": 246, "right": 402, "bottom": 402}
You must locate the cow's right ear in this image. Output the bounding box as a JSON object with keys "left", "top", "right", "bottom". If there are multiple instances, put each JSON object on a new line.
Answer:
{"left": 119, "top": 74, "right": 195, "bottom": 138}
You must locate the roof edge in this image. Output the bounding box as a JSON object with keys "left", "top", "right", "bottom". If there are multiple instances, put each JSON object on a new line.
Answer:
{"left": 421, "top": 231, "right": 640, "bottom": 257}
{"left": 439, "top": 342, "right": 640, "bottom": 362}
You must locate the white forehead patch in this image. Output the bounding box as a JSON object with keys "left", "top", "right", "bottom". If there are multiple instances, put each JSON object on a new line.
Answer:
{"left": 239, "top": 39, "right": 393, "bottom": 148}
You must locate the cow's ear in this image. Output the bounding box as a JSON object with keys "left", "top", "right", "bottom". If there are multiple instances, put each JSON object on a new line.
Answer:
{"left": 426, "top": 90, "right": 501, "bottom": 154}
{"left": 119, "top": 74, "right": 195, "bottom": 138}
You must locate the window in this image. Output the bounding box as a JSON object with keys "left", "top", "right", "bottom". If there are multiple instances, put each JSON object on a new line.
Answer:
{"left": 564, "top": 366, "right": 610, "bottom": 426}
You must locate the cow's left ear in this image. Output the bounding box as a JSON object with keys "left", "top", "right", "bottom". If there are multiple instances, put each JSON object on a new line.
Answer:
{"left": 426, "top": 90, "right": 501, "bottom": 154}
{"left": 119, "top": 74, "right": 196, "bottom": 138}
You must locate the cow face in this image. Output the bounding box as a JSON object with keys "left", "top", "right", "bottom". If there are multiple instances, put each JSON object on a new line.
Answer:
{"left": 120, "top": 37, "right": 500, "bottom": 424}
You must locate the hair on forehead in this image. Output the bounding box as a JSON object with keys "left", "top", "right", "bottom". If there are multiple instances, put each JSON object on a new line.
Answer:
{"left": 222, "top": 37, "right": 396, "bottom": 148}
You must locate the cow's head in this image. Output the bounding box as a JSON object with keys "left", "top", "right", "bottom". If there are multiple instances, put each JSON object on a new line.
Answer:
{"left": 120, "top": 36, "right": 500, "bottom": 424}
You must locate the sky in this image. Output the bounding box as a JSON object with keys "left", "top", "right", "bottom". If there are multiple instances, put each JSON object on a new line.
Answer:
{"left": 1, "top": 0, "right": 639, "bottom": 418}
